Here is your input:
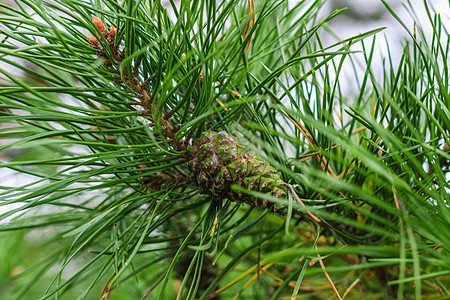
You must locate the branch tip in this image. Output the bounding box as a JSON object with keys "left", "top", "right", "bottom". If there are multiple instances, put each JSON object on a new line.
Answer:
{"left": 92, "top": 16, "right": 107, "bottom": 35}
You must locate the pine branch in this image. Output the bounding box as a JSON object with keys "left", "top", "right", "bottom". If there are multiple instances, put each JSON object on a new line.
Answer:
{"left": 0, "top": 0, "right": 448, "bottom": 299}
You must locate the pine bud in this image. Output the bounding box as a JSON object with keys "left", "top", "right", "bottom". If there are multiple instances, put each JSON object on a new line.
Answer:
{"left": 87, "top": 36, "right": 99, "bottom": 46}
{"left": 109, "top": 26, "right": 116, "bottom": 40}
{"left": 92, "top": 16, "right": 108, "bottom": 36}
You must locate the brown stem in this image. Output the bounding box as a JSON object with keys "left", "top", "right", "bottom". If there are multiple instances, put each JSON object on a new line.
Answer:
{"left": 88, "top": 19, "right": 188, "bottom": 153}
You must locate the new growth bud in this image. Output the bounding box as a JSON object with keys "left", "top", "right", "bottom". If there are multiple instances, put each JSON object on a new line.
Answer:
{"left": 87, "top": 16, "right": 116, "bottom": 49}
{"left": 92, "top": 16, "right": 108, "bottom": 36}
{"left": 109, "top": 26, "right": 116, "bottom": 40}
{"left": 87, "top": 36, "right": 99, "bottom": 46}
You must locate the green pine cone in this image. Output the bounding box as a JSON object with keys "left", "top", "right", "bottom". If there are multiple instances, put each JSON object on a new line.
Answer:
{"left": 187, "top": 131, "right": 286, "bottom": 211}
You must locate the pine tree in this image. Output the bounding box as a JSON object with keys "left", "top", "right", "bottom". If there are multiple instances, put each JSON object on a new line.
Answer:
{"left": 0, "top": 0, "right": 448, "bottom": 299}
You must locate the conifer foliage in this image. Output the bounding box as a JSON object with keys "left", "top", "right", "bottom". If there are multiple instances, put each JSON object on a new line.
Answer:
{"left": 0, "top": 0, "right": 449, "bottom": 299}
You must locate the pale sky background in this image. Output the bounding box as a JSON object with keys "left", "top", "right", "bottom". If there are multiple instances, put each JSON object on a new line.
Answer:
{"left": 313, "top": 0, "right": 449, "bottom": 94}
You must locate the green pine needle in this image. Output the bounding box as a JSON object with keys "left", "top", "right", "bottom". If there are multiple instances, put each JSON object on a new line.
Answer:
{"left": 0, "top": 0, "right": 449, "bottom": 299}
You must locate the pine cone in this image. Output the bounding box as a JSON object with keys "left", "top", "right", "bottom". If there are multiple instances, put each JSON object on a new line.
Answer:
{"left": 187, "top": 131, "right": 286, "bottom": 212}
